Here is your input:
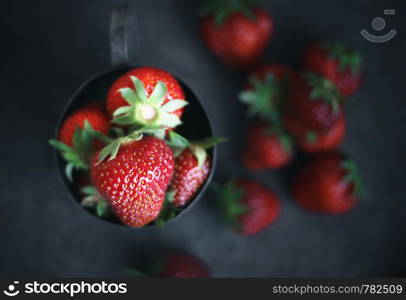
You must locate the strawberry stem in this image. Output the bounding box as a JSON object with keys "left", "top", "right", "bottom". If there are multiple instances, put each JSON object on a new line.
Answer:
{"left": 201, "top": 0, "right": 258, "bottom": 24}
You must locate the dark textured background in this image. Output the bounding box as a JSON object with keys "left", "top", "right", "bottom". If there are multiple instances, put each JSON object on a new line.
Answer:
{"left": 1, "top": 0, "right": 405, "bottom": 277}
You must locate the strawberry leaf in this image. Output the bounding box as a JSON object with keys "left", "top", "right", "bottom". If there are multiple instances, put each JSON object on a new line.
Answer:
{"left": 154, "top": 191, "right": 183, "bottom": 228}
{"left": 130, "top": 76, "right": 148, "bottom": 103}
{"left": 306, "top": 131, "right": 317, "bottom": 143}
{"left": 304, "top": 72, "right": 344, "bottom": 113}
{"left": 167, "top": 131, "right": 190, "bottom": 148}
{"left": 158, "top": 113, "right": 182, "bottom": 128}
{"left": 239, "top": 73, "right": 286, "bottom": 123}
{"left": 195, "top": 137, "right": 227, "bottom": 149}
{"left": 148, "top": 81, "right": 167, "bottom": 107}
{"left": 113, "top": 106, "right": 132, "bottom": 117}
{"left": 160, "top": 99, "right": 188, "bottom": 113}
{"left": 96, "top": 126, "right": 165, "bottom": 164}
{"left": 119, "top": 88, "right": 138, "bottom": 105}
{"left": 96, "top": 200, "right": 109, "bottom": 217}
{"left": 81, "top": 185, "right": 98, "bottom": 196}
{"left": 201, "top": 0, "right": 258, "bottom": 24}
{"left": 321, "top": 41, "right": 362, "bottom": 74}
{"left": 341, "top": 159, "right": 364, "bottom": 197}
{"left": 215, "top": 180, "right": 249, "bottom": 230}
{"left": 65, "top": 164, "right": 74, "bottom": 182}
{"left": 278, "top": 133, "right": 293, "bottom": 154}
{"left": 124, "top": 267, "right": 147, "bottom": 278}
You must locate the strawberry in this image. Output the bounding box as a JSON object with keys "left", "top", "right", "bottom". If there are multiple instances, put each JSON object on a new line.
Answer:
{"left": 157, "top": 253, "right": 210, "bottom": 278}
{"left": 239, "top": 64, "right": 297, "bottom": 122}
{"left": 90, "top": 130, "right": 174, "bottom": 227}
{"left": 242, "top": 122, "right": 293, "bottom": 170}
{"left": 200, "top": 0, "right": 273, "bottom": 70}
{"left": 217, "top": 179, "right": 281, "bottom": 235}
{"left": 304, "top": 41, "right": 363, "bottom": 97}
{"left": 284, "top": 113, "right": 346, "bottom": 153}
{"left": 80, "top": 185, "right": 111, "bottom": 219}
{"left": 49, "top": 118, "right": 111, "bottom": 181}
{"left": 58, "top": 102, "right": 110, "bottom": 147}
{"left": 293, "top": 152, "right": 363, "bottom": 214}
{"left": 106, "top": 67, "right": 188, "bottom": 130}
{"left": 285, "top": 72, "right": 345, "bottom": 131}
{"left": 170, "top": 148, "right": 210, "bottom": 207}
{"left": 127, "top": 252, "right": 210, "bottom": 278}
{"left": 167, "top": 135, "right": 225, "bottom": 208}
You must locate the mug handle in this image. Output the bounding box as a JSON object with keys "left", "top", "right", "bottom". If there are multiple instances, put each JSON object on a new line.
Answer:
{"left": 110, "top": 3, "right": 129, "bottom": 67}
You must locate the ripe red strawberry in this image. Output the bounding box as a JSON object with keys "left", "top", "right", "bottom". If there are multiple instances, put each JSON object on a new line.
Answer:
{"left": 239, "top": 64, "right": 298, "bottom": 122}
{"left": 284, "top": 113, "right": 346, "bottom": 153}
{"left": 242, "top": 122, "right": 293, "bottom": 170}
{"left": 167, "top": 135, "right": 224, "bottom": 208}
{"left": 285, "top": 72, "right": 345, "bottom": 131}
{"left": 170, "top": 148, "right": 210, "bottom": 208}
{"left": 304, "top": 42, "right": 363, "bottom": 97}
{"left": 106, "top": 67, "right": 187, "bottom": 130}
{"left": 200, "top": 0, "right": 273, "bottom": 70}
{"left": 293, "top": 152, "right": 363, "bottom": 214}
{"left": 90, "top": 134, "right": 174, "bottom": 227}
{"left": 50, "top": 103, "right": 111, "bottom": 181}
{"left": 217, "top": 179, "right": 281, "bottom": 235}
{"left": 59, "top": 102, "right": 110, "bottom": 147}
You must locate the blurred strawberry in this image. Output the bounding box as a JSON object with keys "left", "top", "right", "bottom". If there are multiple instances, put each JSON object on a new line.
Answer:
{"left": 217, "top": 179, "right": 281, "bottom": 235}
{"left": 168, "top": 135, "right": 225, "bottom": 208}
{"left": 284, "top": 113, "right": 346, "bottom": 153}
{"left": 304, "top": 41, "right": 363, "bottom": 96}
{"left": 200, "top": 0, "right": 273, "bottom": 70}
{"left": 239, "top": 64, "right": 297, "bottom": 122}
{"left": 242, "top": 122, "right": 293, "bottom": 170}
{"left": 293, "top": 152, "right": 363, "bottom": 213}
{"left": 285, "top": 72, "right": 345, "bottom": 131}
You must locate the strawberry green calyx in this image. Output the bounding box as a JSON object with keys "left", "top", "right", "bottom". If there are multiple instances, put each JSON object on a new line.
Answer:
{"left": 304, "top": 72, "right": 344, "bottom": 114}
{"left": 166, "top": 131, "right": 190, "bottom": 157}
{"left": 96, "top": 126, "right": 165, "bottom": 165}
{"left": 215, "top": 180, "right": 249, "bottom": 230}
{"left": 168, "top": 134, "right": 226, "bottom": 167}
{"left": 341, "top": 159, "right": 364, "bottom": 198}
{"left": 49, "top": 121, "right": 108, "bottom": 181}
{"left": 201, "top": 0, "right": 258, "bottom": 24}
{"left": 112, "top": 76, "right": 188, "bottom": 129}
{"left": 265, "top": 124, "right": 293, "bottom": 153}
{"left": 81, "top": 185, "right": 110, "bottom": 218}
{"left": 154, "top": 191, "right": 183, "bottom": 228}
{"left": 306, "top": 131, "right": 317, "bottom": 143}
{"left": 166, "top": 131, "right": 226, "bottom": 166}
{"left": 124, "top": 267, "right": 147, "bottom": 278}
{"left": 239, "top": 73, "right": 286, "bottom": 123}
{"left": 322, "top": 42, "right": 362, "bottom": 74}
{"left": 191, "top": 137, "right": 227, "bottom": 167}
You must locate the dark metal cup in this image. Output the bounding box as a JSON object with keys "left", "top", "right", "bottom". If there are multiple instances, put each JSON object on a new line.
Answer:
{"left": 54, "top": 3, "right": 217, "bottom": 227}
